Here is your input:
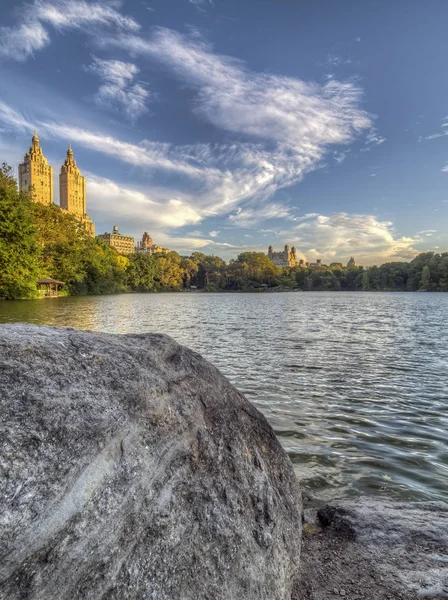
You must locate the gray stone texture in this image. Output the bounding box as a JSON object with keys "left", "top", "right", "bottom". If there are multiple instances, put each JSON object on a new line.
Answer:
{"left": 0, "top": 324, "right": 302, "bottom": 600}
{"left": 296, "top": 498, "right": 448, "bottom": 600}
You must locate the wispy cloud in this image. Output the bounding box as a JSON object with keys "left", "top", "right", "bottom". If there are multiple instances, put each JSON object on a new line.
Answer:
{"left": 333, "top": 150, "right": 350, "bottom": 164}
{"left": 365, "top": 127, "right": 386, "bottom": 146}
{"left": 0, "top": 0, "right": 139, "bottom": 61}
{"left": 85, "top": 57, "right": 152, "bottom": 121}
{"left": 87, "top": 174, "right": 202, "bottom": 229}
{"left": 325, "top": 54, "right": 352, "bottom": 67}
{"left": 97, "top": 27, "right": 373, "bottom": 222}
{"left": 229, "top": 202, "right": 294, "bottom": 227}
{"left": 189, "top": 0, "right": 214, "bottom": 13}
{"left": 426, "top": 131, "right": 448, "bottom": 140}
{"left": 0, "top": 24, "right": 399, "bottom": 262}
{"left": 425, "top": 116, "right": 448, "bottom": 140}
{"left": 105, "top": 28, "right": 371, "bottom": 150}
{"left": 0, "top": 100, "right": 211, "bottom": 178}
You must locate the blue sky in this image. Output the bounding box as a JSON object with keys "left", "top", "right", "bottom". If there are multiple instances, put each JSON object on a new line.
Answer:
{"left": 1, "top": 0, "right": 447, "bottom": 264}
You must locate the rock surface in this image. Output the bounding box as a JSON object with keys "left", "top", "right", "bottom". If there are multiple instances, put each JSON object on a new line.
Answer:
{"left": 295, "top": 498, "right": 448, "bottom": 600}
{"left": 0, "top": 324, "right": 302, "bottom": 600}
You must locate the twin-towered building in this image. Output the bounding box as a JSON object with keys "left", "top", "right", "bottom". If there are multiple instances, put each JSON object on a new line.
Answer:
{"left": 18, "top": 133, "right": 170, "bottom": 254}
{"left": 18, "top": 131, "right": 94, "bottom": 236}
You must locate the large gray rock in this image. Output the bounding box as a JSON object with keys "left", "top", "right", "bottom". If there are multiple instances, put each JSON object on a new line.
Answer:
{"left": 0, "top": 324, "right": 302, "bottom": 600}
{"left": 296, "top": 498, "right": 448, "bottom": 600}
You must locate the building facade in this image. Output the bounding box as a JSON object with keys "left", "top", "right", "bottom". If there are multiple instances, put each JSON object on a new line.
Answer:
{"left": 267, "top": 245, "right": 298, "bottom": 268}
{"left": 97, "top": 226, "right": 135, "bottom": 255}
{"left": 135, "top": 231, "right": 171, "bottom": 255}
{"left": 59, "top": 145, "right": 94, "bottom": 236}
{"left": 18, "top": 131, "right": 53, "bottom": 205}
{"left": 267, "top": 245, "right": 324, "bottom": 268}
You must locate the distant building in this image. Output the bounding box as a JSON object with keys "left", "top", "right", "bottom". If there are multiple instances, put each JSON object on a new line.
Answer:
{"left": 18, "top": 131, "right": 54, "bottom": 206}
{"left": 347, "top": 257, "right": 356, "bottom": 268}
{"left": 97, "top": 226, "right": 134, "bottom": 255}
{"left": 267, "top": 245, "right": 298, "bottom": 267}
{"left": 59, "top": 145, "right": 94, "bottom": 236}
{"left": 18, "top": 133, "right": 94, "bottom": 236}
{"left": 308, "top": 259, "right": 323, "bottom": 268}
{"left": 267, "top": 244, "right": 324, "bottom": 268}
{"left": 135, "top": 231, "right": 171, "bottom": 255}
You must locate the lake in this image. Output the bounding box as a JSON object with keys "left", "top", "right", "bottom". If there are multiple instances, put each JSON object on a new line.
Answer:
{"left": 1, "top": 291, "right": 447, "bottom": 503}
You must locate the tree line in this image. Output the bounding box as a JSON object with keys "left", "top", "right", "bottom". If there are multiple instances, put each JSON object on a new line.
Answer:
{"left": 1, "top": 163, "right": 447, "bottom": 299}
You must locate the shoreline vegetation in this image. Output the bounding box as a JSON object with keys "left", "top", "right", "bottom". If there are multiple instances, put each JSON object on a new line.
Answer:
{"left": 1, "top": 162, "right": 448, "bottom": 300}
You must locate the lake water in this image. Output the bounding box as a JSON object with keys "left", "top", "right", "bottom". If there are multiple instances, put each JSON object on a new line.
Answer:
{"left": 1, "top": 292, "right": 447, "bottom": 504}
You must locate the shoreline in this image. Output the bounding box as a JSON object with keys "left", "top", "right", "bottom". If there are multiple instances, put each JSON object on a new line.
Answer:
{"left": 296, "top": 497, "right": 448, "bottom": 600}
{"left": 1, "top": 288, "right": 445, "bottom": 301}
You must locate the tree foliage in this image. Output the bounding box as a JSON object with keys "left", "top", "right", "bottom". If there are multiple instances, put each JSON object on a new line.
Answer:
{"left": 0, "top": 164, "right": 41, "bottom": 299}
{"left": 1, "top": 164, "right": 448, "bottom": 298}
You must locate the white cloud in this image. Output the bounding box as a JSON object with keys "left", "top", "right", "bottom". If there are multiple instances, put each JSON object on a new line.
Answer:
{"left": 229, "top": 202, "right": 294, "bottom": 227}
{"left": 0, "top": 0, "right": 139, "bottom": 61}
{"left": 208, "top": 230, "right": 220, "bottom": 237}
{"left": 188, "top": 0, "right": 214, "bottom": 12}
{"left": 425, "top": 116, "right": 448, "bottom": 140}
{"left": 0, "top": 22, "right": 49, "bottom": 61}
{"left": 0, "top": 102, "right": 212, "bottom": 178}
{"left": 279, "top": 212, "right": 421, "bottom": 265}
{"left": 0, "top": 102, "right": 31, "bottom": 133}
{"left": 0, "top": 100, "right": 314, "bottom": 219}
{"left": 365, "top": 127, "right": 386, "bottom": 146}
{"left": 87, "top": 175, "right": 202, "bottom": 229}
{"left": 333, "top": 150, "right": 349, "bottom": 164}
{"left": 86, "top": 57, "right": 152, "bottom": 121}
{"left": 106, "top": 28, "right": 371, "bottom": 151}
{"left": 426, "top": 131, "right": 448, "bottom": 140}
{"left": 325, "top": 54, "right": 352, "bottom": 67}
{"left": 97, "top": 27, "right": 374, "bottom": 223}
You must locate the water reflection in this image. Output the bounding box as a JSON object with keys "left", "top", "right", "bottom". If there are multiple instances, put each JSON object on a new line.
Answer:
{"left": 1, "top": 291, "right": 447, "bottom": 502}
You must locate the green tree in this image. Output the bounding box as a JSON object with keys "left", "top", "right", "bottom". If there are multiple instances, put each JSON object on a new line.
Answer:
{"left": 0, "top": 164, "right": 41, "bottom": 299}
{"left": 190, "top": 252, "right": 226, "bottom": 289}
{"left": 420, "top": 265, "right": 431, "bottom": 290}
{"left": 126, "top": 253, "right": 158, "bottom": 292}
{"left": 362, "top": 269, "right": 371, "bottom": 291}
{"left": 154, "top": 252, "right": 184, "bottom": 289}
{"left": 226, "top": 252, "right": 281, "bottom": 289}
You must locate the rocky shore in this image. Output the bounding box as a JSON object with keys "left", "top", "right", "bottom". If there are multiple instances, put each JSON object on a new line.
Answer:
{"left": 0, "top": 324, "right": 447, "bottom": 599}
{"left": 296, "top": 498, "right": 448, "bottom": 600}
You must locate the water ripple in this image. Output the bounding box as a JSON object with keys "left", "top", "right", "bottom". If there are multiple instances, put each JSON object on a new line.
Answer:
{"left": 0, "top": 291, "right": 447, "bottom": 503}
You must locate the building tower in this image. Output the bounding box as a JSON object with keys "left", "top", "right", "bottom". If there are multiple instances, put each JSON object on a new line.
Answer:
{"left": 59, "top": 145, "right": 86, "bottom": 217}
{"left": 59, "top": 145, "right": 94, "bottom": 236}
{"left": 18, "top": 130, "right": 54, "bottom": 205}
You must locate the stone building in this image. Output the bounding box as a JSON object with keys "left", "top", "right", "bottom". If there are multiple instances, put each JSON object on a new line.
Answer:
{"left": 135, "top": 231, "right": 171, "bottom": 255}
{"left": 97, "top": 226, "right": 134, "bottom": 255}
{"left": 59, "top": 145, "right": 95, "bottom": 237}
{"left": 267, "top": 245, "right": 298, "bottom": 268}
{"left": 267, "top": 245, "right": 324, "bottom": 268}
{"left": 18, "top": 131, "right": 53, "bottom": 205}
{"left": 308, "top": 259, "right": 323, "bottom": 268}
